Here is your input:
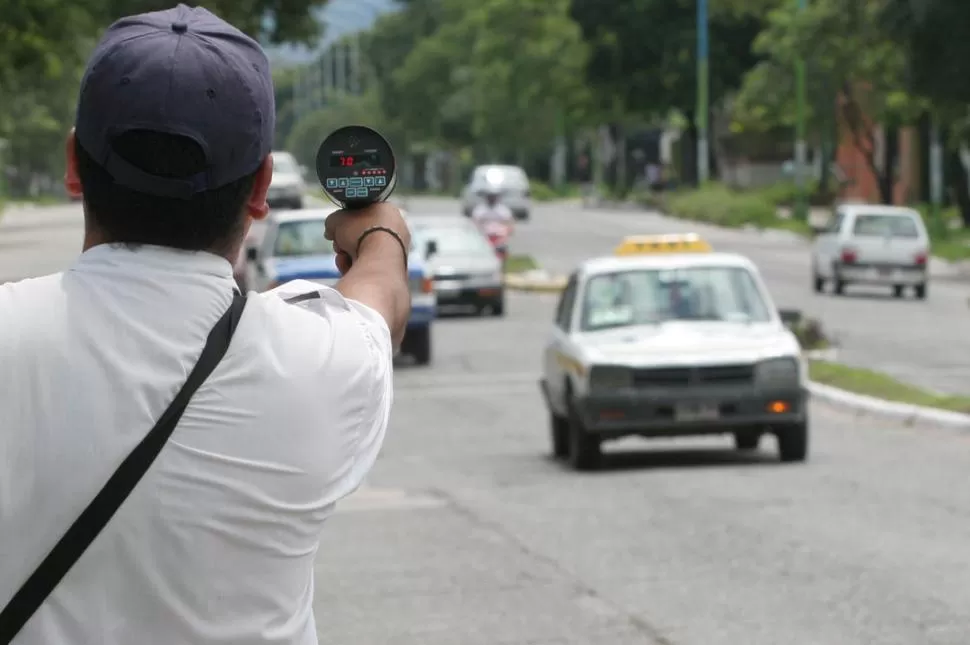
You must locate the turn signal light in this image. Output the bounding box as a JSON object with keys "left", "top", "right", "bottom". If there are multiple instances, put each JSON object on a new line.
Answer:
{"left": 767, "top": 400, "right": 790, "bottom": 414}
{"left": 422, "top": 277, "right": 434, "bottom": 293}
{"left": 840, "top": 248, "right": 857, "bottom": 264}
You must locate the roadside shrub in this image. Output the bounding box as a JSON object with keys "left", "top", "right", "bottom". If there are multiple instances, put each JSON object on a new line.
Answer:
{"left": 666, "top": 183, "right": 778, "bottom": 229}
{"left": 530, "top": 181, "right": 581, "bottom": 202}
{"left": 793, "top": 317, "right": 830, "bottom": 350}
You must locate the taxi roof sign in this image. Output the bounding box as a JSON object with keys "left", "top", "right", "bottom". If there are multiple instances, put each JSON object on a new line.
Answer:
{"left": 613, "top": 233, "right": 712, "bottom": 256}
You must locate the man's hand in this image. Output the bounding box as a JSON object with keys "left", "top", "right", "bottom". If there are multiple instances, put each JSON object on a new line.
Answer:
{"left": 324, "top": 202, "right": 412, "bottom": 347}
{"left": 324, "top": 202, "right": 411, "bottom": 275}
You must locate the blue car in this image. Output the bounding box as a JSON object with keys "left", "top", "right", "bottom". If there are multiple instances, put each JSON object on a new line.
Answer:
{"left": 243, "top": 208, "right": 437, "bottom": 364}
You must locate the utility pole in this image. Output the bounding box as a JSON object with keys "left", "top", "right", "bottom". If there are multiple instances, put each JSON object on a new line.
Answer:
{"left": 696, "top": 0, "right": 709, "bottom": 184}
{"left": 322, "top": 45, "right": 334, "bottom": 104}
{"left": 335, "top": 40, "right": 347, "bottom": 94}
{"left": 793, "top": 0, "right": 808, "bottom": 221}
{"left": 930, "top": 118, "right": 943, "bottom": 222}
{"left": 350, "top": 34, "right": 361, "bottom": 95}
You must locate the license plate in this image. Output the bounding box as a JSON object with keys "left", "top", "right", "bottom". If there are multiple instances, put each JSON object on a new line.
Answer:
{"left": 435, "top": 282, "right": 460, "bottom": 293}
{"left": 675, "top": 402, "right": 720, "bottom": 421}
{"left": 878, "top": 267, "right": 891, "bottom": 276}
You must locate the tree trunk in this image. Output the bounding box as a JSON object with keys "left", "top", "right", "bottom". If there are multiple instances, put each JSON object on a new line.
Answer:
{"left": 682, "top": 110, "right": 698, "bottom": 187}
{"left": 878, "top": 124, "right": 899, "bottom": 204}
{"left": 945, "top": 145, "right": 970, "bottom": 226}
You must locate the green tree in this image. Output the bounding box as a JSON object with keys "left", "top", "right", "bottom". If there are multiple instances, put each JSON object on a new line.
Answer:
{"left": 569, "top": 0, "right": 765, "bottom": 183}
{"left": 732, "top": 0, "right": 919, "bottom": 203}
{"left": 881, "top": 0, "right": 970, "bottom": 221}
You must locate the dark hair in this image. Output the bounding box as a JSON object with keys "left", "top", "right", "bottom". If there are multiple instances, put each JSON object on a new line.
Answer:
{"left": 75, "top": 130, "right": 259, "bottom": 255}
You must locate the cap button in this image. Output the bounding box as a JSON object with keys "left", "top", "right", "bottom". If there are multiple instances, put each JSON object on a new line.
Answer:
{"left": 171, "top": 22, "right": 188, "bottom": 33}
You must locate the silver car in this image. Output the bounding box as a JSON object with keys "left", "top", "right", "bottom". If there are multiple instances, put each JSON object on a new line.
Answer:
{"left": 461, "top": 165, "right": 531, "bottom": 221}
{"left": 410, "top": 215, "right": 506, "bottom": 316}
{"left": 267, "top": 151, "right": 307, "bottom": 210}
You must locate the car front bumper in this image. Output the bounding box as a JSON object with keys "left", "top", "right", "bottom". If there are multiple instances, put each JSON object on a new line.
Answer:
{"left": 434, "top": 281, "right": 504, "bottom": 307}
{"left": 574, "top": 383, "right": 808, "bottom": 440}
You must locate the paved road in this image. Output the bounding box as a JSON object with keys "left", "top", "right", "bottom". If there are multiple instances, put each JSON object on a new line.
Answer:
{"left": 316, "top": 291, "right": 970, "bottom": 644}
{"left": 6, "top": 199, "right": 970, "bottom": 643}
{"left": 399, "top": 197, "right": 970, "bottom": 396}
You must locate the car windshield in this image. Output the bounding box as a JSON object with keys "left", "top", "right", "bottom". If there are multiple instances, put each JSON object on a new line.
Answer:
{"left": 852, "top": 213, "right": 920, "bottom": 238}
{"left": 273, "top": 155, "right": 299, "bottom": 175}
{"left": 416, "top": 225, "right": 493, "bottom": 256}
{"left": 580, "top": 266, "right": 772, "bottom": 331}
{"left": 473, "top": 166, "right": 527, "bottom": 186}
{"left": 273, "top": 220, "right": 329, "bottom": 257}
{"left": 274, "top": 218, "right": 420, "bottom": 258}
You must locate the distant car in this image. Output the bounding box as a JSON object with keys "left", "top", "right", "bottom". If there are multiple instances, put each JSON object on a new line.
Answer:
{"left": 268, "top": 151, "right": 307, "bottom": 210}
{"left": 409, "top": 215, "right": 505, "bottom": 316}
{"left": 461, "top": 165, "right": 531, "bottom": 220}
{"left": 540, "top": 233, "right": 809, "bottom": 470}
{"left": 811, "top": 204, "right": 930, "bottom": 299}
{"left": 244, "top": 208, "right": 437, "bottom": 364}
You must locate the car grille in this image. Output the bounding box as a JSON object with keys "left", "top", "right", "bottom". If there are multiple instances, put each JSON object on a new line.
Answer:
{"left": 632, "top": 364, "right": 755, "bottom": 387}
{"left": 435, "top": 273, "right": 473, "bottom": 282}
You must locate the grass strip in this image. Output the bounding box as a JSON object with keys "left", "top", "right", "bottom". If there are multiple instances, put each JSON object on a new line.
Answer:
{"left": 809, "top": 360, "right": 970, "bottom": 414}
{"left": 504, "top": 254, "right": 538, "bottom": 274}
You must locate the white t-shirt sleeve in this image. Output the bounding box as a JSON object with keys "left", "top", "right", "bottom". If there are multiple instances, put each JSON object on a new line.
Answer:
{"left": 266, "top": 280, "right": 393, "bottom": 504}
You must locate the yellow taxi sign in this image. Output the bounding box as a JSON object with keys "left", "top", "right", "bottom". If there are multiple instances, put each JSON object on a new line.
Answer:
{"left": 613, "top": 233, "right": 712, "bottom": 256}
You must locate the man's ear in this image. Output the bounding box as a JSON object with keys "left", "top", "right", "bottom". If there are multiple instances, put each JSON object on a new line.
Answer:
{"left": 64, "top": 130, "right": 83, "bottom": 198}
{"left": 246, "top": 155, "right": 274, "bottom": 220}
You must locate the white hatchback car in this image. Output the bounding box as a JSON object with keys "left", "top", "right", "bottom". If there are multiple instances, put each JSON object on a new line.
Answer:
{"left": 540, "top": 234, "right": 809, "bottom": 470}
{"left": 267, "top": 151, "right": 307, "bottom": 210}
{"left": 461, "top": 165, "right": 531, "bottom": 220}
{"left": 811, "top": 204, "right": 930, "bottom": 299}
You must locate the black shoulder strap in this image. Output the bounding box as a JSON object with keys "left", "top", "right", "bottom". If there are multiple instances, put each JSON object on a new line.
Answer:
{"left": 0, "top": 293, "right": 248, "bottom": 644}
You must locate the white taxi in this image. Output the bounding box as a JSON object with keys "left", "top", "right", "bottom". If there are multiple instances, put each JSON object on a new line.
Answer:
{"left": 539, "top": 234, "right": 810, "bottom": 470}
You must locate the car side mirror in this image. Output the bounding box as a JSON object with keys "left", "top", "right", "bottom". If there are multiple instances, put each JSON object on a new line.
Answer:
{"left": 246, "top": 247, "right": 258, "bottom": 262}
{"left": 425, "top": 240, "right": 438, "bottom": 258}
{"left": 778, "top": 308, "right": 802, "bottom": 328}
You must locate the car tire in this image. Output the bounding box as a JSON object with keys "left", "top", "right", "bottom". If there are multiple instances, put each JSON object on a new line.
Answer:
{"left": 776, "top": 420, "right": 809, "bottom": 463}
{"left": 491, "top": 294, "right": 505, "bottom": 317}
{"left": 813, "top": 274, "right": 825, "bottom": 293}
{"left": 734, "top": 432, "right": 760, "bottom": 451}
{"left": 893, "top": 284, "right": 904, "bottom": 299}
{"left": 550, "top": 412, "right": 569, "bottom": 459}
{"left": 404, "top": 326, "right": 432, "bottom": 366}
{"left": 915, "top": 283, "right": 927, "bottom": 300}
{"left": 833, "top": 279, "right": 846, "bottom": 296}
{"left": 291, "top": 198, "right": 304, "bottom": 210}
{"left": 566, "top": 399, "right": 600, "bottom": 471}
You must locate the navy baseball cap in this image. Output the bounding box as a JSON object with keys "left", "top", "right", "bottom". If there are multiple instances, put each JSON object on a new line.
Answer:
{"left": 75, "top": 4, "right": 275, "bottom": 200}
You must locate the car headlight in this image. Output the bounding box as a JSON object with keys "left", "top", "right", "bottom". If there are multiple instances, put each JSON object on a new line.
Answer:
{"left": 588, "top": 365, "right": 633, "bottom": 392}
{"left": 755, "top": 357, "right": 800, "bottom": 383}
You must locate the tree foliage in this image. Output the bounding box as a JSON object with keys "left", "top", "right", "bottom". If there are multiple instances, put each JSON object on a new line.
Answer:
{"left": 0, "top": 0, "right": 331, "bottom": 197}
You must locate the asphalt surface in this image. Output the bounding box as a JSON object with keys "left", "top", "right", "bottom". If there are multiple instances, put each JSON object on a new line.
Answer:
{"left": 5, "top": 198, "right": 970, "bottom": 644}
{"left": 317, "top": 291, "right": 970, "bottom": 645}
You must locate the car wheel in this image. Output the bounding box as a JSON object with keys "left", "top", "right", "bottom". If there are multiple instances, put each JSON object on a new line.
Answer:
{"left": 813, "top": 274, "right": 825, "bottom": 293}
{"left": 491, "top": 295, "right": 505, "bottom": 317}
{"left": 892, "top": 284, "right": 904, "bottom": 299}
{"left": 734, "top": 432, "right": 760, "bottom": 451}
{"left": 566, "top": 399, "right": 600, "bottom": 471}
{"left": 776, "top": 420, "right": 809, "bottom": 463}
{"left": 404, "top": 326, "right": 432, "bottom": 366}
{"left": 833, "top": 279, "right": 846, "bottom": 296}
{"left": 914, "top": 283, "right": 927, "bottom": 300}
{"left": 550, "top": 412, "right": 569, "bottom": 458}
{"left": 292, "top": 198, "right": 304, "bottom": 210}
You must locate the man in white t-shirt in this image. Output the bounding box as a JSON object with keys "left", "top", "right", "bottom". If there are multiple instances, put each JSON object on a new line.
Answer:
{"left": 470, "top": 187, "right": 514, "bottom": 236}
{"left": 0, "top": 6, "right": 409, "bottom": 645}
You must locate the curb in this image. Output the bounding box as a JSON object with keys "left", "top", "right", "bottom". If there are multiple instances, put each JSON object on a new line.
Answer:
{"left": 806, "top": 381, "right": 970, "bottom": 429}
{"left": 503, "top": 273, "right": 567, "bottom": 293}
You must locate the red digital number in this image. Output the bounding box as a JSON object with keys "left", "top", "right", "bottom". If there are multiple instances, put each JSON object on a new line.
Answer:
{"left": 341, "top": 156, "right": 354, "bottom": 166}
